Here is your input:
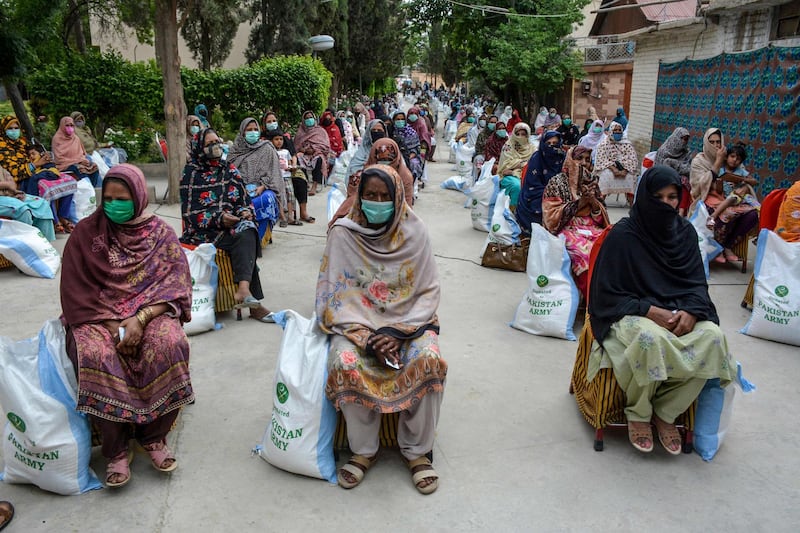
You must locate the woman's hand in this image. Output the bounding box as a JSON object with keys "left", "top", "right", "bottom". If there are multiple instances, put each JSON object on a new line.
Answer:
{"left": 256, "top": 185, "right": 266, "bottom": 195}
{"left": 646, "top": 306, "right": 678, "bottom": 331}
{"left": 668, "top": 310, "right": 697, "bottom": 337}
{"left": 116, "top": 316, "right": 144, "bottom": 356}
{"left": 368, "top": 334, "right": 403, "bottom": 369}
{"left": 221, "top": 213, "right": 240, "bottom": 228}
{"left": 239, "top": 209, "right": 254, "bottom": 221}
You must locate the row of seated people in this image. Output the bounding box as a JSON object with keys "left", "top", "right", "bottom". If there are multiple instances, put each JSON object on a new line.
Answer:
{"left": 0, "top": 114, "right": 108, "bottom": 237}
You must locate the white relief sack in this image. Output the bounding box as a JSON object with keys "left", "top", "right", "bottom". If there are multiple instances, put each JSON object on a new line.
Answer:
{"left": 740, "top": 229, "right": 800, "bottom": 346}
{"left": 255, "top": 311, "right": 337, "bottom": 483}
{"left": 0, "top": 319, "right": 102, "bottom": 494}
{"left": 0, "top": 219, "right": 61, "bottom": 278}
{"left": 688, "top": 201, "right": 723, "bottom": 279}
{"left": 73, "top": 177, "right": 97, "bottom": 221}
{"left": 511, "top": 223, "right": 580, "bottom": 341}
{"left": 182, "top": 243, "right": 217, "bottom": 336}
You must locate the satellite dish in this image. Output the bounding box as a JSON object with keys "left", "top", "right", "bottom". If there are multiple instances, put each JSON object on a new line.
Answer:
{"left": 309, "top": 35, "right": 335, "bottom": 52}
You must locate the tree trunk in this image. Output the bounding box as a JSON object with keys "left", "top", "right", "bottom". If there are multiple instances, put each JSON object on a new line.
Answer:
{"left": 2, "top": 79, "right": 34, "bottom": 140}
{"left": 154, "top": 0, "right": 186, "bottom": 205}
{"left": 68, "top": 0, "right": 87, "bottom": 54}
{"left": 201, "top": 17, "right": 211, "bottom": 71}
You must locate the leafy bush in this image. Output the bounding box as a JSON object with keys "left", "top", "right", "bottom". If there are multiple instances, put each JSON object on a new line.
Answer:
{"left": 28, "top": 51, "right": 332, "bottom": 152}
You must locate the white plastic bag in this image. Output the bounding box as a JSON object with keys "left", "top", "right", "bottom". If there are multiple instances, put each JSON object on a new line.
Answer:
{"left": 327, "top": 183, "right": 347, "bottom": 223}
{"left": 451, "top": 140, "right": 475, "bottom": 178}
{"left": 0, "top": 219, "right": 61, "bottom": 278}
{"left": 694, "top": 362, "right": 755, "bottom": 461}
{"left": 741, "top": 229, "right": 800, "bottom": 346}
{"left": 511, "top": 223, "right": 580, "bottom": 341}
{"left": 73, "top": 177, "right": 97, "bottom": 221}
{"left": 688, "top": 201, "right": 723, "bottom": 278}
{"left": 182, "top": 244, "right": 217, "bottom": 336}
{"left": 89, "top": 151, "right": 110, "bottom": 179}
{"left": 0, "top": 319, "right": 102, "bottom": 494}
{"left": 255, "top": 310, "right": 337, "bottom": 483}
{"left": 484, "top": 190, "right": 521, "bottom": 248}
{"left": 467, "top": 168, "right": 499, "bottom": 232}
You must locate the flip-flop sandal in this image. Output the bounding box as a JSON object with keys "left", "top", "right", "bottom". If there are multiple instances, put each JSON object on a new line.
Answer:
{"left": 143, "top": 440, "right": 178, "bottom": 472}
{"left": 653, "top": 417, "right": 682, "bottom": 456}
{"left": 106, "top": 450, "right": 134, "bottom": 488}
{"left": 712, "top": 255, "right": 727, "bottom": 264}
{"left": 250, "top": 308, "right": 275, "bottom": 323}
{"left": 338, "top": 454, "right": 377, "bottom": 489}
{"left": 54, "top": 223, "right": 66, "bottom": 234}
{"left": 407, "top": 456, "right": 439, "bottom": 495}
{"left": 234, "top": 295, "right": 261, "bottom": 309}
{"left": 279, "top": 220, "right": 288, "bottom": 228}
{"left": 300, "top": 216, "right": 316, "bottom": 224}
{"left": 288, "top": 220, "right": 303, "bottom": 226}
{"left": 627, "top": 421, "right": 654, "bottom": 453}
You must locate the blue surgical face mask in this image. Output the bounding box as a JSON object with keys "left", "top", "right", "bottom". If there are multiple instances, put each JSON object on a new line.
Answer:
{"left": 592, "top": 126, "right": 603, "bottom": 134}
{"left": 408, "top": 114, "right": 419, "bottom": 122}
{"left": 361, "top": 199, "right": 395, "bottom": 225}
{"left": 487, "top": 123, "right": 496, "bottom": 132}
{"left": 496, "top": 129, "right": 508, "bottom": 138}
{"left": 612, "top": 132, "right": 623, "bottom": 142}
{"left": 265, "top": 122, "right": 279, "bottom": 131}
{"left": 245, "top": 131, "right": 261, "bottom": 144}
{"left": 304, "top": 118, "right": 316, "bottom": 127}
{"left": 5, "top": 128, "right": 21, "bottom": 141}
{"left": 394, "top": 120, "right": 406, "bottom": 129}
{"left": 190, "top": 125, "right": 200, "bottom": 135}
{"left": 467, "top": 117, "right": 476, "bottom": 123}
{"left": 478, "top": 119, "right": 487, "bottom": 128}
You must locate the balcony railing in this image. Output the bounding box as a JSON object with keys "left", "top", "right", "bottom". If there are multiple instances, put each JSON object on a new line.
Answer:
{"left": 583, "top": 41, "right": 636, "bottom": 64}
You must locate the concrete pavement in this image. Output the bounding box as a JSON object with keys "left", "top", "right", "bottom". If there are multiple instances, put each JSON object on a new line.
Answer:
{"left": 1, "top": 134, "right": 798, "bottom": 532}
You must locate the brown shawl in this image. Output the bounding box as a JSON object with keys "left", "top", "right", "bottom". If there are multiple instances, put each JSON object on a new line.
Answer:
{"left": 688, "top": 128, "right": 723, "bottom": 216}
{"left": 61, "top": 164, "right": 192, "bottom": 326}
{"left": 542, "top": 147, "right": 608, "bottom": 234}
{"left": 228, "top": 117, "right": 287, "bottom": 211}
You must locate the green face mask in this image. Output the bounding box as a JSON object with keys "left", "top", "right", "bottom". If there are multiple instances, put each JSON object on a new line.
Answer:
{"left": 245, "top": 131, "right": 261, "bottom": 144}
{"left": 487, "top": 123, "right": 496, "bottom": 132}
{"left": 360, "top": 199, "right": 394, "bottom": 225}
{"left": 103, "top": 199, "right": 135, "bottom": 224}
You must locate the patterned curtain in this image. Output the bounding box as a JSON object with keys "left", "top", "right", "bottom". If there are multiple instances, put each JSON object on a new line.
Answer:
{"left": 653, "top": 46, "right": 800, "bottom": 197}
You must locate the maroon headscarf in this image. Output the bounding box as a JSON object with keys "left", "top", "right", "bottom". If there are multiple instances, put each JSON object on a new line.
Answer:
{"left": 407, "top": 106, "right": 431, "bottom": 148}
{"left": 61, "top": 164, "right": 192, "bottom": 326}
{"left": 484, "top": 122, "right": 507, "bottom": 163}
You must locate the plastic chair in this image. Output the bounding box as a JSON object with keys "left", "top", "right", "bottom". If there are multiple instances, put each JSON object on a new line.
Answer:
{"left": 570, "top": 226, "right": 695, "bottom": 452}
{"left": 741, "top": 188, "right": 788, "bottom": 308}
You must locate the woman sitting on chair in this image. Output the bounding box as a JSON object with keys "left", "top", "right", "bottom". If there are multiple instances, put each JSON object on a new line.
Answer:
{"left": 587, "top": 165, "right": 736, "bottom": 455}
{"left": 61, "top": 164, "right": 194, "bottom": 488}
{"left": 180, "top": 128, "right": 272, "bottom": 322}
{"left": 542, "top": 146, "right": 608, "bottom": 300}
{"left": 317, "top": 166, "right": 447, "bottom": 494}
{"left": 775, "top": 180, "right": 800, "bottom": 242}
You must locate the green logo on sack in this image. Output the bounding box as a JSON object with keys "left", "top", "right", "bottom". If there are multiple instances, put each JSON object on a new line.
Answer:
{"left": 191, "top": 277, "right": 196, "bottom": 287}
{"left": 89, "top": 197, "right": 96, "bottom": 204}
{"left": 775, "top": 285, "right": 789, "bottom": 298}
{"left": 276, "top": 382, "right": 289, "bottom": 404}
{"left": 492, "top": 223, "right": 501, "bottom": 232}
{"left": 472, "top": 199, "right": 478, "bottom": 206}
{"left": 7, "top": 412, "right": 25, "bottom": 432}
{"left": 536, "top": 275, "right": 549, "bottom": 288}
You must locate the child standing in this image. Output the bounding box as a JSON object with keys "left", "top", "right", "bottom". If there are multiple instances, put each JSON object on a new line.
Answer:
{"left": 270, "top": 134, "right": 299, "bottom": 226}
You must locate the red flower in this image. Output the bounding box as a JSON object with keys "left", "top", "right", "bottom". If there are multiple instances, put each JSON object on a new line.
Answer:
{"left": 361, "top": 295, "right": 373, "bottom": 308}
{"left": 340, "top": 350, "right": 357, "bottom": 366}
{"left": 368, "top": 280, "right": 389, "bottom": 302}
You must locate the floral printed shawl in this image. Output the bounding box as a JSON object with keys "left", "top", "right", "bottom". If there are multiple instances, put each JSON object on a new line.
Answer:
{"left": 317, "top": 165, "right": 440, "bottom": 350}
{"left": 593, "top": 121, "right": 638, "bottom": 175}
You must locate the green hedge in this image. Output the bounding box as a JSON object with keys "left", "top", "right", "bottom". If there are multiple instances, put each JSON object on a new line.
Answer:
{"left": 27, "top": 51, "right": 332, "bottom": 140}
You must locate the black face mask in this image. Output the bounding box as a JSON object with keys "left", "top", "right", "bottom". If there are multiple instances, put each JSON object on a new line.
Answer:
{"left": 370, "top": 130, "right": 385, "bottom": 143}
{"left": 321, "top": 118, "right": 333, "bottom": 127}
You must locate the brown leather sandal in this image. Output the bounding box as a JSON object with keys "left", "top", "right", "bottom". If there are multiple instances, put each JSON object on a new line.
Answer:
{"left": 653, "top": 416, "right": 682, "bottom": 455}
{"left": 627, "top": 421, "right": 654, "bottom": 453}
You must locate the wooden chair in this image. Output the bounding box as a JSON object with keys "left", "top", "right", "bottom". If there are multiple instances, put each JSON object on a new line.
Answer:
{"left": 570, "top": 226, "right": 695, "bottom": 452}
{"left": 741, "top": 188, "right": 788, "bottom": 308}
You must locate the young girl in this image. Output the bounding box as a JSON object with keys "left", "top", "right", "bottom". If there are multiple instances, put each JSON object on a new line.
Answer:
{"left": 270, "top": 134, "right": 299, "bottom": 225}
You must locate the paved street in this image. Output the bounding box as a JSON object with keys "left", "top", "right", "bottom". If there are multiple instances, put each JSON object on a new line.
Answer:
{"left": 1, "top": 131, "right": 798, "bottom": 532}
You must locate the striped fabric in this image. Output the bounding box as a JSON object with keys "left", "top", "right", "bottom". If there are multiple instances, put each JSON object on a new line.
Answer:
{"left": 213, "top": 249, "right": 237, "bottom": 313}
